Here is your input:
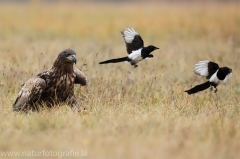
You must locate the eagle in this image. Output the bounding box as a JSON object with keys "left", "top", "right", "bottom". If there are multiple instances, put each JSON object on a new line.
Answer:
{"left": 13, "top": 48, "right": 88, "bottom": 112}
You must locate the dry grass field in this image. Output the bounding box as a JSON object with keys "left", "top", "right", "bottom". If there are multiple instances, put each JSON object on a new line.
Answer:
{"left": 0, "top": 2, "right": 240, "bottom": 159}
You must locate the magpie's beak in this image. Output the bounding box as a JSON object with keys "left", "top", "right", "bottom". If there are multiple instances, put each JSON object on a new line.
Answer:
{"left": 67, "top": 55, "right": 77, "bottom": 64}
{"left": 155, "top": 47, "right": 159, "bottom": 50}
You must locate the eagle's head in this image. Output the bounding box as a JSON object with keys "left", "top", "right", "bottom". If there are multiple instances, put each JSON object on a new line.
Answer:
{"left": 57, "top": 48, "right": 77, "bottom": 64}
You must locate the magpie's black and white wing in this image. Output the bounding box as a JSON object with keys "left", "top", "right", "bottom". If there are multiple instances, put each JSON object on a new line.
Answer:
{"left": 121, "top": 27, "right": 144, "bottom": 54}
{"left": 194, "top": 61, "right": 219, "bottom": 79}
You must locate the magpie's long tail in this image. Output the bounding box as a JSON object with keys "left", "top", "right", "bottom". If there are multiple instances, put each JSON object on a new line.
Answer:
{"left": 99, "top": 57, "right": 129, "bottom": 64}
{"left": 185, "top": 81, "right": 211, "bottom": 94}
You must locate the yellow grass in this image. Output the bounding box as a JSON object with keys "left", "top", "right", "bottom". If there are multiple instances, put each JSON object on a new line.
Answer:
{"left": 0, "top": 2, "right": 240, "bottom": 159}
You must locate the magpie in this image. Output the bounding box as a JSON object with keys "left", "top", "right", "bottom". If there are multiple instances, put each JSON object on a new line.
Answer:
{"left": 99, "top": 27, "right": 159, "bottom": 68}
{"left": 185, "top": 60, "right": 232, "bottom": 94}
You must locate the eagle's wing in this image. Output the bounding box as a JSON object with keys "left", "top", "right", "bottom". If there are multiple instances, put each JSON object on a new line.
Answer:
{"left": 13, "top": 77, "right": 46, "bottom": 111}
{"left": 194, "top": 61, "right": 219, "bottom": 79}
{"left": 121, "top": 27, "right": 144, "bottom": 54}
{"left": 73, "top": 67, "right": 88, "bottom": 86}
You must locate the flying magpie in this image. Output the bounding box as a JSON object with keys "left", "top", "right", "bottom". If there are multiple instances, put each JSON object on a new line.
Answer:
{"left": 185, "top": 60, "right": 232, "bottom": 94}
{"left": 99, "top": 27, "right": 159, "bottom": 68}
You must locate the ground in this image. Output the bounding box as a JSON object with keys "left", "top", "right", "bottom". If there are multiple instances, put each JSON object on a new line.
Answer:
{"left": 0, "top": 2, "right": 240, "bottom": 159}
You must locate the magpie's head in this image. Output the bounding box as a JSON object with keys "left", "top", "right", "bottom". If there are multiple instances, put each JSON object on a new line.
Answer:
{"left": 220, "top": 67, "right": 232, "bottom": 75}
{"left": 146, "top": 45, "right": 159, "bottom": 52}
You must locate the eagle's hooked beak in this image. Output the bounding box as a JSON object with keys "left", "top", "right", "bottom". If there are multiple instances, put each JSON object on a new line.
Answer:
{"left": 67, "top": 55, "right": 77, "bottom": 64}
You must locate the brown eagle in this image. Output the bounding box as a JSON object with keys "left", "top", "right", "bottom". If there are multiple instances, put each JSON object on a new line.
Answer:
{"left": 13, "top": 48, "right": 88, "bottom": 112}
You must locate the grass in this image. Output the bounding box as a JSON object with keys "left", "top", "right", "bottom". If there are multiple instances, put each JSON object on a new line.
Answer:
{"left": 0, "top": 2, "right": 240, "bottom": 159}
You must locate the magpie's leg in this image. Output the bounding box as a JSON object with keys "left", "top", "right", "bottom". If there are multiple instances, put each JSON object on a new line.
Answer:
{"left": 130, "top": 60, "right": 138, "bottom": 68}
{"left": 147, "top": 54, "right": 154, "bottom": 58}
{"left": 209, "top": 82, "right": 218, "bottom": 93}
{"left": 210, "top": 86, "right": 213, "bottom": 92}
